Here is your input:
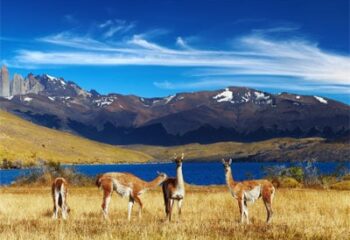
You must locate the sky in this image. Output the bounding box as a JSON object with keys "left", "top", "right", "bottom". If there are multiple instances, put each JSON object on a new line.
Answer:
{"left": 1, "top": 0, "right": 349, "bottom": 103}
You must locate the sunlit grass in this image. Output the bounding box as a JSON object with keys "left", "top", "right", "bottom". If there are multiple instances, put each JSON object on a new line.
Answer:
{"left": 0, "top": 109, "right": 152, "bottom": 165}
{"left": 0, "top": 186, "right": 349, "bottom": 239}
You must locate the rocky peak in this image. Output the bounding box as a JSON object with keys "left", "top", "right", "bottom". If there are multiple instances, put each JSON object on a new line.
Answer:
{"left": 0, "top": 65, "right": 10, "bottom": 97}
{"left": 11, "top": 73, "right": 25, "bottom": 96}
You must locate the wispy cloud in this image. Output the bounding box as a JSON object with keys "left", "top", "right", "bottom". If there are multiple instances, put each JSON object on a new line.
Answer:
{"left": 5, "top": 24, "right": 350, "bottom": 90}
{"left": 98, "top": 19, "right": 135, "bottom": 38}
{"left": 251, "top": 26, "right": 299, "bottom": 35}
{"left": 154, "top": 78, "right": 350, "bottom": 94}
{"left": 176, "top": 37, "right": 192, "bottom": 49}
{"left": 99, "top": 20, "right": 113, "bottom": 28}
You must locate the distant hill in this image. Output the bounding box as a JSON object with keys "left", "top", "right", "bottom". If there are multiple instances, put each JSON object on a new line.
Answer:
{"left": 0, "top": 109, "right": 152, "bottom": 166}
{"left": 0, "top": 66, "right": 349, "bottom": 145}
{"left": 127, "top": 137, "right": 350, "bottom": 162}
{"left": 0, "top": 109, "right": 348, "bottom": 164}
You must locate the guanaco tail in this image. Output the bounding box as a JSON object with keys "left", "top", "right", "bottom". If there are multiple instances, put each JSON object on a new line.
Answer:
{"left": 51, "top": 177, "right": 70, "bottom": 220}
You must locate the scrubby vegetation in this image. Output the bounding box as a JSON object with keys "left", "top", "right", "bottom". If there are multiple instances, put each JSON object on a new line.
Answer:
{"left": 264, "top": 160, "right": 350, "bottom": 190}
{"left": 13, "top": 160, "right": 94, "bottom": 187}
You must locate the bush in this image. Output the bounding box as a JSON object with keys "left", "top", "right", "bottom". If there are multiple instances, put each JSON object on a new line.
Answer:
{"left": 13, "top": 160, "right": 94, "bottom": 186}
{"left": 264, "top": 165, "right": 304, "bottom": 183}
{"left": 274, "top": 177, "right": 302, "bottom": 188}
{"left": 285, "top": 167, "right": 304, "bottom": 182}
{"left": 330, "top": 181, "right": 350, "bottom": 190}
{"left": 342, "top": 175, "right": 350, "bottom": 181}
{"left": 303, "top": 159, "right": 322, "bottom": 187}
{"left": 1, "top": 159, "right": 23, "bottom": 169}
{"left": 321, "top": 176, "right": 338, "bottom": 187}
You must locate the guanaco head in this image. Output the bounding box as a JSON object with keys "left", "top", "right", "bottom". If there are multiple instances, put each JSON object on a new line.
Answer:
{"left": 156, "top": 171, "right": 168, "bottom": 183}
{"left": 173, "top": 153, "right": 184, "bottom": 167}
{"left": 222, "top": 158, "right": 232, "bottom": 174}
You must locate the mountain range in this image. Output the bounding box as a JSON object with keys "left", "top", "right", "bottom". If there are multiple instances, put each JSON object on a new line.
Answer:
{"left": 0, "top": 65, "right": 349, "bottom": 146}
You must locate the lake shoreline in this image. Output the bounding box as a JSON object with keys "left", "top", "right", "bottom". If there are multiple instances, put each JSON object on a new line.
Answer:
{"left": 1, "top": 161, "right": 349, "bottom": 186}
{"left": 1, "top": 159, "right": 348, "bottom": 171}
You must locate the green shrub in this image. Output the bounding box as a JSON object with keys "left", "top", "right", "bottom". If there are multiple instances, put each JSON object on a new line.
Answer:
{"left": 286, "top": 167, "right": 304, "bottom": 182}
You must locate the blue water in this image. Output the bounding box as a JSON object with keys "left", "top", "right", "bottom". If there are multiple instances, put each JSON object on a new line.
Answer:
{"left": 0, "top": 161, "right": 349, "bottom": 186}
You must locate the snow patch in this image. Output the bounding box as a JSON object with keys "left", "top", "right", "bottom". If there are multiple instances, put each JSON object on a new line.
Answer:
{"left": 23, "top": 97, "right": 32, "bottom": 102}
{"left": 5, "top": 96, "right": 13, "bottom": 100}
{"left": 314, "top": 96, "right": 328, "bottom": 104}
{"left": 296, "top": 96, "right": 301, "bottom": 99}
{"left": 45, "top": 74, "right": 66, "bottom": 86}
{"left": 254, "top": 91, "right": 270, "bottom": 101}
{"left": 93, "top": 96, "right": 116, "bottom": 107}
{"left": 164, "top": 95, "right": 176, "bottom": 104}
{"left": 45, "top": 74, "right": 57, "bottom": 81}
{"left": 48, "top": 96, "right": 55, "bottom": 101}
{"left": 213, "top": 88, "right": 234, "bottom": 103}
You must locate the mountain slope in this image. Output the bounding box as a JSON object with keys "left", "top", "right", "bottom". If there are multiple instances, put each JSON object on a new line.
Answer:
{"left": 0, "top": 109, "right": 152, "bottom": 165}
{"left": 0, "top": 68, "right": 349, "bottom": 145}
{"left": 127, "top": 137, "right": 350, "bottom": 162}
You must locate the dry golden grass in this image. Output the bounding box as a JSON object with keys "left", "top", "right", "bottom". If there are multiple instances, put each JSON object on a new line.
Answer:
{"left": 0, "top": 186, "right": 349, "bottom": 240}
{"left": 0, "top": 110, "right": 152, "bottom": 165}
{"left": 128, "top": 137, "right": 350, "bottom": 162}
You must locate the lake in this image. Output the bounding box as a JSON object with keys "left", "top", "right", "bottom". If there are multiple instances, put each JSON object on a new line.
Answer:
{"left": 0, "top": 161, "right": 349, "bottom": 186}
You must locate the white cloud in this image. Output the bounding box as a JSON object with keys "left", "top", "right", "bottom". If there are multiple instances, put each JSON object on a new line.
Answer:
{"left": 99, "top": 19, "right": 135, "bottom": 38}
{"left": 99, "top": 20, "right": 113, "bottom": 28}
{"left": 176, "top": 37, "right": 192, "bottom": 49}
{"left": 154, "top": 79, "right": 350, "bottom": 94}
{"left": 7, "top": 30, "right": 350, "bottom": 88}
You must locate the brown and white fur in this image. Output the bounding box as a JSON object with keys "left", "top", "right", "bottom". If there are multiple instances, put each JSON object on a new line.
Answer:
{"left": 222, "top": 159, "right": 275, "bottom": 224}
{"left": 162, "top": 153, "right": 185, "bottom": 221}
{"left": 96, "top": 172, "right": 167, "bottom": 221}
{"left": 51, "top": 177, "right": 69, "bottom": 220}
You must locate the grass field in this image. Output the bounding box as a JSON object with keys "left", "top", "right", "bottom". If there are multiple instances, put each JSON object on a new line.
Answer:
{"left": 0, "top": 109, "right": 152, "bottom": 165}
{"left": 0, "top": 186, "right": 349, "bottom": 240}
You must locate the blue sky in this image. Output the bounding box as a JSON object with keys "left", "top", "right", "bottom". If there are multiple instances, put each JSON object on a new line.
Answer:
{"left": 1, "top": 0, "right": 349, "bottom": 103}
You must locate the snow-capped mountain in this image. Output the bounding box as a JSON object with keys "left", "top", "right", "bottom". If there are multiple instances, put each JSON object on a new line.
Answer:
{"left": 0, "top": 72, "right": 349, "bottom": 145}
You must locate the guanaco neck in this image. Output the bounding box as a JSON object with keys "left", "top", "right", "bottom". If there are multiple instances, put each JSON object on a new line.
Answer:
{"left": 225, "top": 168, "right": 235, "bottom": 189}
{"left": 176, "top": 164, "right": 185, "bottom": 187}
{"left": 145, "top": 176, "right": 165, "bottom": 189}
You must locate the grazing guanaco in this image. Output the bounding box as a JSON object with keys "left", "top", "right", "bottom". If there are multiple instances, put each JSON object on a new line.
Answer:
{"left": 222, "top": 159, "right": 275, "bottom": 224}
{"left": 162, "top": 153, "right": 185, "bottom": 221}
{"left": 51, "top": 177, "right": 69, "bottom": 220}
{"left": 96, "top": 172, "right": 167, "bottom": 221}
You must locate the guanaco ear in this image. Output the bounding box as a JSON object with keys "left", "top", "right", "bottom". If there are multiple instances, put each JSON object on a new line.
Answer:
{"left": 228, "top": 158, "right": 232, "bottom": 165}
{"left": 181, "top": 153, "right": 184, "bottom": 160}
{"left": 221, "top": 158, "right": 226, "bottom": 164}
